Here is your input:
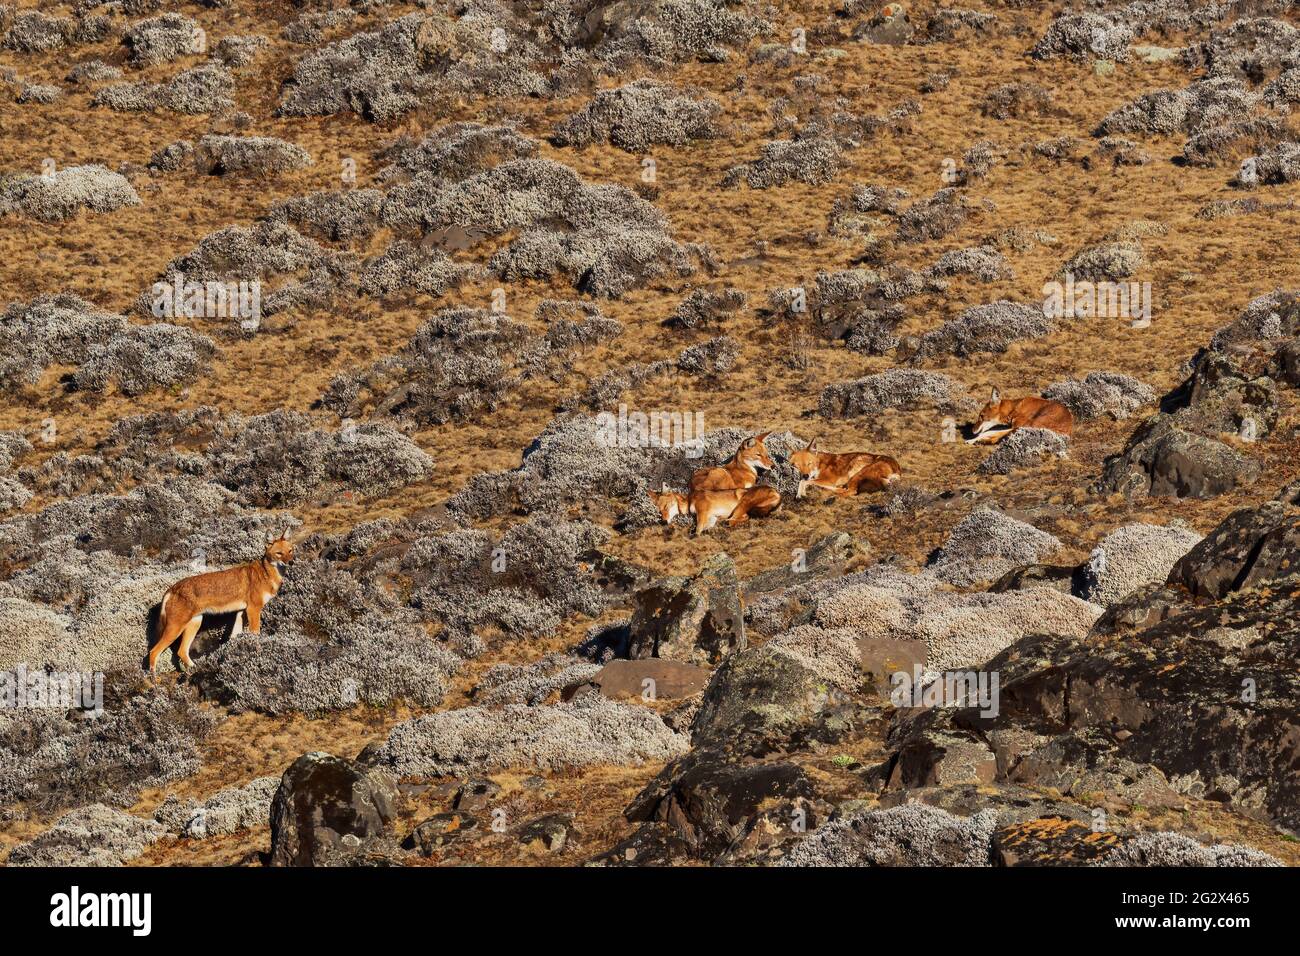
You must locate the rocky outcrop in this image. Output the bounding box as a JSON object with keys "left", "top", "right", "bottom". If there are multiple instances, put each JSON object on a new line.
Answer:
{"left": 872, "top": 558, "right": 1300, "bottom": 832}
{"left": 1097, "top": 346, "right": 1274, "bottom": 499}
{"left": 269, "top": 752, "right": 401, "bottom": 867}
{"left": 625, "top": 748, "right": 823, "bottom": 859}
{"left": 1096, "top": 417, "right": 1260, "bottom": 498}
{"left": 1168, "top": 497, "right": 1300, "bottom": 599}
{"left": 626, "top": 553, "right": 745, "bottom": 665}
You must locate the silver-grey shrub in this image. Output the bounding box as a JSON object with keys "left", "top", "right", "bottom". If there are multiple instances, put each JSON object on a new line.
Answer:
{"left": 0, "top": 165, "right": 139, "bottom": 222}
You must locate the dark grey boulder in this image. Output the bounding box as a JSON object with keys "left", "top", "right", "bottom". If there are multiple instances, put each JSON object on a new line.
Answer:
{"left": 406, "top": 812, "right": 478, "bottom": 855}
{"left": 626, "top": 553, "right": 745, "bottom": 665}
{"left": 1096, "top": 417, "right": 1259, "bottom": 498}
{"left": 587, "top": 821, "right": 693, "bottom": 866}
{"left": 625, "top": 747, "right": 820, "bottom": 858}
{"left": 742, "top": 531, "right": 856, "bottom": 599}
{"left": 517, "top": 812, "right": 574, "bottom": 853}
{"left": 1168, "top": 499, "right": 1300, "bottom": 599}
{"left": 988, "top": 563, "right": 1080, "bottom": 595}
{"left": 269, "top": 752, "right": 401, "bottom": 867}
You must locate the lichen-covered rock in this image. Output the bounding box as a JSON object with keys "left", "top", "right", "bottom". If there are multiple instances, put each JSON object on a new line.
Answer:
{"left": 1167, "top": 498, "right": 1300, "bottom": 600}
{"left": 1209, "top": 290, "right": 1300, "bottom": 350}
{"left": 269, "top": 752, "right": 400, "bottom": 866}
{"left": 625, "top": 744, "right": 820, "bottom": 858}
{"left": 626, "top": 554, "right": 745, "bottom": 666}
{"left": 1097, "top": 417, "right": 1261, "bottom": 499}
{"left": 878, "top": 561, "right": 1300, "bottom": 834}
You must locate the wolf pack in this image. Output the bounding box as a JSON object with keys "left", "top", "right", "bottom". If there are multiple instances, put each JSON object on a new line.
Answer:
{"left": 647, "top": 387, "right": 1074, "bottom": 535}
{"left": 145, "top": 387, "right": 1072, "bottom": 674}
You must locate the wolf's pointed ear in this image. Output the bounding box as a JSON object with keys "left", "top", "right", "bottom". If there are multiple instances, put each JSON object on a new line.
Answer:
{"left": 756, "top": 431, "right": 771, "bottom": 443}
{"left": 990, "top": 386, "right": 1000, "bottom": 402}
{"left": 661, "top": 482, "right": 668, "bottom": 493}
{"left": 742, "top": 436, "right": 755, "bottom": 448}
{"left": 808, "top": 436, "right": 818, "bottom": 451}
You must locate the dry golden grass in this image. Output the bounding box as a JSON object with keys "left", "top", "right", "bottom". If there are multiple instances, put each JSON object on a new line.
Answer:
{"left": 3, "top": 0, "right": 1299, "bottom": 864}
